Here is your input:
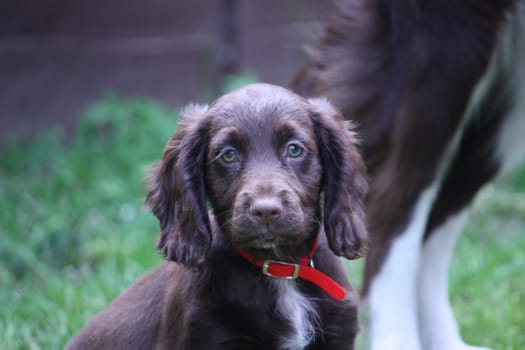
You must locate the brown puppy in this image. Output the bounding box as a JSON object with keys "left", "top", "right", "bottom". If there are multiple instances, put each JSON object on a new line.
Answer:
{"left": 66, "top": 83, "right": 367, "bottom": 350}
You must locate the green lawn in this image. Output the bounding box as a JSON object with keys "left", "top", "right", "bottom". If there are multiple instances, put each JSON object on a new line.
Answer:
{"left": 0, "top": 95, "right": 524, "bottom": 349}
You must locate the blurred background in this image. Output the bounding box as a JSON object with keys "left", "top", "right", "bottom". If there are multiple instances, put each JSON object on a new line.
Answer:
{"left": 0, "top": 0, "right": 332, "bottom": 142}
{"left": 0, "top": 1, "right": 524, "bottom": 349}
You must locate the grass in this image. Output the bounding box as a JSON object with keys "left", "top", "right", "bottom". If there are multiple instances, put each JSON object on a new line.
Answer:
{"left": 452, "top": 178, "right": 525, "bottom": 348}
{"left": 1, "top": 91, "right": 524, "bottom": 349}
{"left": 0, "top": 96, "right": 173, "bottom": 348}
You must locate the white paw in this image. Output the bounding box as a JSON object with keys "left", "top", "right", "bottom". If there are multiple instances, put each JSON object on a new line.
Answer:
{"left": 426, "top": 341, "right": 493, "bottom": 350}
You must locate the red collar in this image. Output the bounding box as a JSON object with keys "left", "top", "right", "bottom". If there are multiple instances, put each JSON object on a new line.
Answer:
{"left": 232, "top": 238, "right": 347, "bottom": 301}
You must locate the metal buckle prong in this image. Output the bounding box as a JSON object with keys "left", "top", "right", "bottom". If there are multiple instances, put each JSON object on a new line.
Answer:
{"left": 262, "top": 260, "right": 300, "bottom": 280}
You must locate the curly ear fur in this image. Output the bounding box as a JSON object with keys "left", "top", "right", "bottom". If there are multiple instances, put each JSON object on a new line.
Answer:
{"left": 146, "top": 104, "right": 212, "bottom": 268}
{"left": 308, "top": 97, "right": 368, "bottom": 259}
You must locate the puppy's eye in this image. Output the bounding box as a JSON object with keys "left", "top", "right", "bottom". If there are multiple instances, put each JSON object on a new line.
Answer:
{"left": 221, "top": 148, "right": 239, "bottom": 163}
{"left": 286, "top": 143, "right": 304, "bottom": 158}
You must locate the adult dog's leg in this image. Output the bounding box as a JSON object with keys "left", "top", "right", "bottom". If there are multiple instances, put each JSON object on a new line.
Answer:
{"left": 419, "top": 5, "right": 525, "bottom": 349}
{"left": 366, "top": 185, "right": 439, "bottom": 350}
{"left": 418, "top": 210, "right": 489, "bottom": 350}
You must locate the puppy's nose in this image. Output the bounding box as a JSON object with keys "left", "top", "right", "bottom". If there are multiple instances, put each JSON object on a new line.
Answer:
{"left": 250, "top": 197, "right": 283, "bottom": 225}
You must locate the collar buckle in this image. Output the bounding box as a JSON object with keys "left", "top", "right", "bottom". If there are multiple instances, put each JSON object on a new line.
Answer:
{"left": 262, "top": 260, "right": 300, "bottom": 279}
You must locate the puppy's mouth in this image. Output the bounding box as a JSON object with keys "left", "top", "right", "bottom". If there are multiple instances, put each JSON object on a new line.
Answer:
{"left": 236, "top": 234, "right": 302, "bottom": 250}
{"left": 248, "top": 235, "right": 279, "bottom": 249}
{"left": 233, "top": 232, "right": 315, "bottom": 263}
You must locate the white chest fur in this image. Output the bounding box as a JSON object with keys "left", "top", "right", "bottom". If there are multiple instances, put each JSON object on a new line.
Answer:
{"left": 271, "top": 280, "right": 318, "bottom": 350}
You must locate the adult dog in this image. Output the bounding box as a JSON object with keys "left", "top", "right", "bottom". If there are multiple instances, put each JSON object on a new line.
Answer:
{"left": 293, "top": 1, "right": 525, "bottom": 349}
{"left": 66, "top": 83, "right": 368, "bottom": 349}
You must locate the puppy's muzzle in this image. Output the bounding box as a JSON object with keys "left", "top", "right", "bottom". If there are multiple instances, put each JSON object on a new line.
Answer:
{"left": 249, "top": 196, "right": 283, "bottom": 226}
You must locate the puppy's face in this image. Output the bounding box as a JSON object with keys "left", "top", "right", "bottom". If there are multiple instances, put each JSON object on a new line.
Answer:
{"left": 205, "top": 86, "right": 323, "bottom": 257}
{"left": 147, "top": 83, "right": 367, "bottom": 268}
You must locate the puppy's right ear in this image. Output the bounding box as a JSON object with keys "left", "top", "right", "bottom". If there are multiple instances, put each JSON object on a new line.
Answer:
{"left": 146, "top": 104, "right": 212, "bottom": 268}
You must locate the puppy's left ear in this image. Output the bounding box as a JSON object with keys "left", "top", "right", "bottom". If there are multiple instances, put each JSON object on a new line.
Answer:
{"left": 308, "top": 98, "right": 368, "bottom": 259}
